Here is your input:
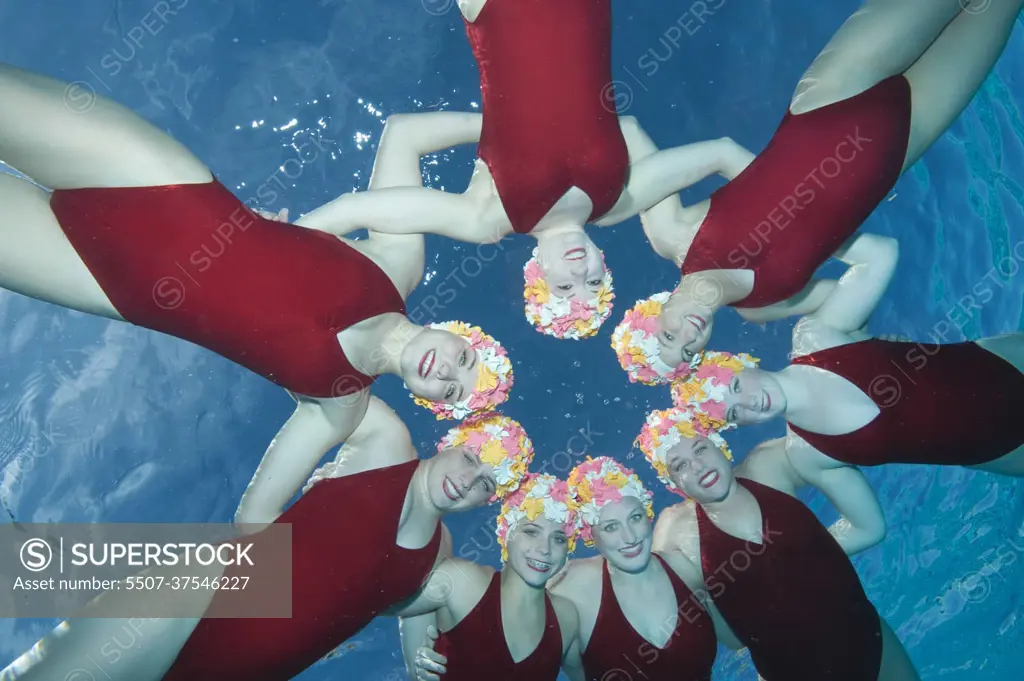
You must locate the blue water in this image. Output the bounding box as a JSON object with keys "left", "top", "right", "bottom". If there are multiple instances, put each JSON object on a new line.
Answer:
{"left": 1, "top": 1, "right": 1023, "bottom": 679}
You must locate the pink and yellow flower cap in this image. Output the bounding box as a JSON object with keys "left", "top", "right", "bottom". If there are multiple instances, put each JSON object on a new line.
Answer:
{"left": 669, "top": 350, "right": 759, "bottom": 430}
{"left": 413, "top": 321, "right": 514, "bottom": 420}
{"left": 523, "top": 248, "right": 615, "bottom": 340}
{"left": 610, "top": 292, "right": 702, "bottom": 385}
{"left": 567, "top": 456, "right": 654, "bottom": 547}
{"left": 436, "top": 412, "right": 534, "bottom": 502}
{"left": 496, "top": 472, "right": 578, "bottom": 563}
{"left": 635, "top": 407, "right": 734, "bottom": 496}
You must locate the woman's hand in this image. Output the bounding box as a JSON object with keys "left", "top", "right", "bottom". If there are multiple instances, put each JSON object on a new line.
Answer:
{"left": 413, "top": 625, "right": 448, "bottom": 681}
{"left": 253, "top": 207, "right": 289, "bottom": 222}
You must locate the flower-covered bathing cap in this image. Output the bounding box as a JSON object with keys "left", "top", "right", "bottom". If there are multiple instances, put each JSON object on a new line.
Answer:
{"left": 567, "top": 456, "right": 654, "bottom": 547}
{"left": 669, "top": 350, "right": 759, "bottom": 429}
{"left": 412, "top": 321, "right": 514, "bottom": 420}
{"left": 611, "top": 292, "right": 702, "bottom": 385}
{"left": 436, "top": 412, "right": 534, "bottom": 502}
{"left": 522, "top": 248, "right": 615, "bottom": 340}
{"left": 635, "top": 407, "right": 734, "bottom": 496}
{"left": 496, "top": 473, "right": 578, "bottom": 563}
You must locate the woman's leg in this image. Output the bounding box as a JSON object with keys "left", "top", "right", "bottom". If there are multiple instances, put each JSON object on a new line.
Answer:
{"left": 790, "top": 0, "right": 964, "bottom": 115}
{"left": 0, "top": 63, "right": 211, "bottom": 189}
{"left": 900, "top": 0, "right": 1024, "bottom": 168}
{"left": 0, "top": 172, "right": 121, "bottom": 318}
{"left": 876, "top": 616, "right": 921, "bottom": 680}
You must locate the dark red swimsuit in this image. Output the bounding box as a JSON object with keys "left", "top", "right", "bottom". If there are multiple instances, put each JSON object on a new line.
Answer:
{"left": 465, "top": 0, "right": 629, "bottom": 234}
{"left": 581, "top": 554, "right": 717, "bottom": 681}
{"left": 682, "top": 76, "right": 912, "bottom": 307}
{"left": 789, "top": 338, "right": 1024, "bottom": 466}
{"left": 163, "top": 460, "right": 441, "bottom": 681}
{"left": 50, "top": 180, "right": 405, "bottom": 397}
{"left": 434, "top": 571, "right": 563, "bottom": 681}
{"left": 696, "top": 478, "right": 882, "bottom": 680}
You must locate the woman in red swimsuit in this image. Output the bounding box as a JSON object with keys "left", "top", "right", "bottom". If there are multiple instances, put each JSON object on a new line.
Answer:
{"left": 410, "top": 457, "right": 723, "bottom": 681}
{"left": 670, "top": 212, "right": 1024, "bottom": 478}
{"left": 0, "top": 63, "right": 514, "bottom": 529}
{"left": 397, "top": 473, "right": 579, "bottom": 681}
{"left": 298, "top": 0, "right": 756, "bottom": 341}
{"left": 1, "top": 398, "right": 535, "bottom": 681}
{"left": 648, "top": 425, "right": 918, "bottom": 681}
{"left": 612, "top": 0, "right": 1023, "bottom": 385}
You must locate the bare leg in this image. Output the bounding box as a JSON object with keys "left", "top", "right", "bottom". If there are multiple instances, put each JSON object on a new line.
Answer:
{"left": 0, "top": 63, "right": 211, "bottom": 189}
{"left": 790, "top": 0, "right": 963, "bottom": 115}
{"left": 0, "top": 172, "right": 121, "bottom": 318}
{"left": 876, "top": 616, "right": 920, "bottom": 680}
{"left": 900, "top": 0, "right": 1024, "bottom": 167}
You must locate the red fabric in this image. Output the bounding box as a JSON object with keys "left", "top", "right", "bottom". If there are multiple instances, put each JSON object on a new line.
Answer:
{"left": 682, "top": 75, "right": 911, "bottom": 307}
{"left": 789, "top": 338, "right": 1024, "bottom": 465}
{"left": 581, "top": 553, "right": 717, "bottom": 681}
{"left": 434, "top": 571, "right": 562, "bottom": 680}
{"left": 164, "top": 460, "right": 441, "bottom": 681}
{"left": 696, "top": 479, "right": 882, "bottom": 681}
{"left": 465, "top": 0, "right": 629, "bottom": 234}
{"left": 50, "top": 179, "right": 405, "bottom": 397}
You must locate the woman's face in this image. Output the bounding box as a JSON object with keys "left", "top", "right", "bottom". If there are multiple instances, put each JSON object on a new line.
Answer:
{"left": 401, "top": 329, "right": 479, "bottom": 404}
{"left": 535, "top": 232, "right": 605, "bottom": 300}
{"left": 665, "top": 436, "right": 733, "bottom": 504}
{"left": 591, "top": 497, "right": 653, "bottom": 574}
{"left": 721, "top": 368, "right": 786, "bottom": 425}
{"left": 655, "top": 294, "right": 714, "bottom": 369}
{"left": 506, "top": 515, "right": 570, "bottom": 588}
{"left": 425, "top": 446, "right": 496, "bottom": 513}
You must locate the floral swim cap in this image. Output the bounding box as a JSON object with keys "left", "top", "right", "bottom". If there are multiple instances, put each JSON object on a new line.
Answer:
{"left": 669, "top": 350, "right": 760, "bottom": 429}
{"left": 496, "top": 473, "right": 578, "bottom": 563}
{"left": 522, "top": 248, "right": 615, "bottom": 340}
{"left": 436, "top": 412, "right": 534, "bottom": 502}
{"left": 412, "top": 321, "right": 514, "bottom": 420}
{"left": 611, "top": 292, "right": 701, "bottom": 385}
{"left": 567, "top": 456, "right": 654, "bottom": 547}
{"left": 635, "top": 407, "right": 734, "bottom": 496}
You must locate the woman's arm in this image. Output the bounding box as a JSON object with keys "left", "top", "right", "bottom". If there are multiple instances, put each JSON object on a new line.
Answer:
{"left": 233, "top": 392, "right": 373, "bottom": 531}
{"left": 595, "top": 117, "right": 755, "bottom": 226}
{"left": 735, "top": 278, "right": 838, "bottom": 323}
{"left": 786, "top": 440, "right": 887, "bottom": 555}
{"left": 797, "top": 233, "right": 899, "bottom": 335}
{"left": 296, "top": 112, "right": 494, "bottom": 243}
{"left": 401, "top": 617, "right": 445, "bottom": 681}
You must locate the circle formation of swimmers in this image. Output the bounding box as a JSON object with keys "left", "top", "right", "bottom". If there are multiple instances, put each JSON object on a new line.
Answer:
{"left": 2, "top": 0, "right": 1023, "bottom": 680}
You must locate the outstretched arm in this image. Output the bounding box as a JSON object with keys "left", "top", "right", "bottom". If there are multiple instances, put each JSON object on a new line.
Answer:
{"left": 295, "top": 112, "right": 493, "bottom": 243}
{"left": 595, "top": 117, "right": 755, "bottom": 226}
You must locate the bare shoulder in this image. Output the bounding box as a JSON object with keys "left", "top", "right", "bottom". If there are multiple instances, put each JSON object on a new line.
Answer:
{"left": 657, "top": 548, "right": 703, "bottom": 585}
{"left": 737, "top": 438, "right": 800, "bottom": 493}
{"left": 653, "top": 500, "right": 697, "bottom": 552}
{"left": 549, "top": 592, "right": 580, "bottom": 635}
{"left": 548, "top": 557, "right": 601, "bottom": 596}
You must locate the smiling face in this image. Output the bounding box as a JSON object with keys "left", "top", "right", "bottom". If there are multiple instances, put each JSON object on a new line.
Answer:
{"left": 721, "top": 367, "right": 787, "bottom": 425}
{"left": 654, "top": 293, "right": 714, "bottom": 369}
{"left": 425, "top": 445, "right": 497, "bottom": 513}
{"left": 535, "top": 232, "right": 606, "bottom": 300}
{"left": 591, "top": 497, "right": 653, "bottom": 574}
{"left": 665, "top": 435, "right": 733, "bottom": 504}
{"left": 505, "top": 516, "right": 570, "bottom": 588}
{"left": 401, "top": 329, "right": 479, "bottom": 404}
